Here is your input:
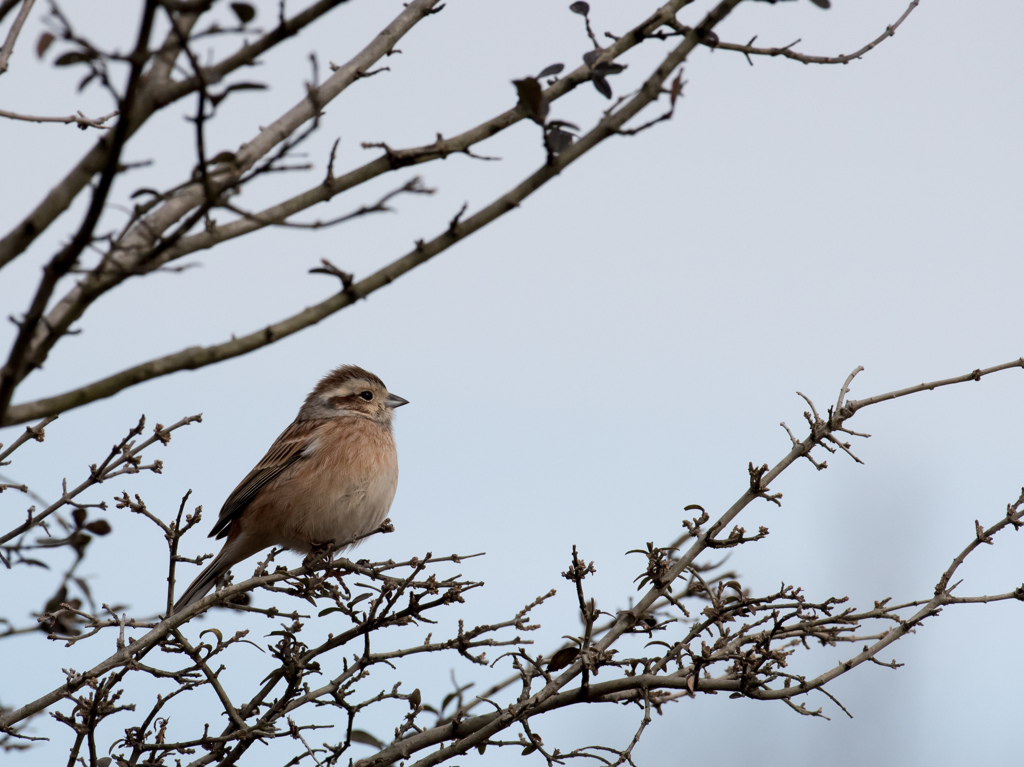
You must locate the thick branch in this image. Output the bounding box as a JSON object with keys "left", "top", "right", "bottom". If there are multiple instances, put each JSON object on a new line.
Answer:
{"left": 0, "top": 0, "right": 160, "bottom": 421}
{"left": 3, "top": 0, "right": 714, "bottom": 426}
{"left": 2, "top": 0, "right": 443, "bottom": 421}
{"left": 0, "top": 0, "right": 34, "bottom": 76}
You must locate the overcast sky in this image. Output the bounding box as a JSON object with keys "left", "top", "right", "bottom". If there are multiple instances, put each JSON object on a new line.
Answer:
{"left": 2, "top": 1, "right": 1023, "bottom": 764}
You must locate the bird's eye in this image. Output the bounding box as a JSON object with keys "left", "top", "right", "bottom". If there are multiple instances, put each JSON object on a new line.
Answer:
{"left": 360, "top": 391, "right": 373, "bottom": 401}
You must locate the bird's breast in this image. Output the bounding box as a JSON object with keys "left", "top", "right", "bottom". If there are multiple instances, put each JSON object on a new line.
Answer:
{"left": 273, "top": 418, "right": 399, "bottom": 551}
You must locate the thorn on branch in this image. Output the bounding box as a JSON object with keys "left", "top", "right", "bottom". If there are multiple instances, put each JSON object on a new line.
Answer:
{"left": 975, "top": 520, "right": 994, "bottom": 545}
{"left": 748, "top": 463, "right": 782, "bottom": 506}
{"left": 447, "top": 203, "right": 468, "bottom": 235}
{"left": 325, "top": 138, "right": 340, "bottom": 183}
{"left": 681, "top": 504, "right": 710, "bottom": 536}
{"left": 866, "top": 656, "right": 903, "bottom": 670}
{"left": 834, "top": 365, "right": 864, "bottom": 418}
{"left": 361, "top": 140, "right": 406, "bottom": 170}
{"left": 615, "top": 67, "right": 684, "bottom": 137}
{"left": 354, "top": 65, "right": 390, "bottom": 79}
{"left": 561, "top": 546, "right": 596, "bottom": 584}
{"left": 309, "top": 259, "right": 354, "bottom": 291}
{"left": 705, "top": 524, "right": 769, "bottom": 549}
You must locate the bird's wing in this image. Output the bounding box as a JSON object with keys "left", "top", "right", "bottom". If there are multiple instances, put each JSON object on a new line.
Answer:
{"left": 209, "top": 419, "right": 319, "bottom": 540}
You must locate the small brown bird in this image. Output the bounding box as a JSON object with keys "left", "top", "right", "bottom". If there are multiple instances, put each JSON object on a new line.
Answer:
{"left": 172, "top": 365, "right": 407, "bottom": 614}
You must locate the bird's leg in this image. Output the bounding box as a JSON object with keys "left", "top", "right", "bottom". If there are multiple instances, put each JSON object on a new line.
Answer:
{"left": 303, "top": 539, "right": 337, "bottom": 567}
{"left": 302, "top": 539, "right": 338, "bottom": 590}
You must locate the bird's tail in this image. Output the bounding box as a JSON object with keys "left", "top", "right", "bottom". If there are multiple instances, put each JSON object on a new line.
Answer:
{"left": 172, "top": 550, "right": 233, "bottom": 614}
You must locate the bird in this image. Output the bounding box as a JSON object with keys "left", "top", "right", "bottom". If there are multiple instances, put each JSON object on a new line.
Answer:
{"left": 172, "top": 365, "right": 407, "bottom": 614}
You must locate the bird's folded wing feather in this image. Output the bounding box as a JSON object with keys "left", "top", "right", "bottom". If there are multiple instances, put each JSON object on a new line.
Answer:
{"left": 209, "top": 419, "right": 319, "bottom": 539}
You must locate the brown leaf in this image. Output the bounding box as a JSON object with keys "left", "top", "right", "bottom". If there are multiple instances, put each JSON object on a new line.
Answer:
{"left": 36, "top": 32, "right": 55, "bottom": 58}
{"left": 513, "top": 77, "right": 548, "bottom": 125}
{"left": 537, "top": 63, "right": 564, "bottom": 78}
{"left": 592, "top": 75, "right": 611, "bottom": 99}
{"left": 54, "top": 50, "right": 95, "bottom": 67}
{"left": 209, "top": 151, "right": 237, "bottom": 165}
{"left": 350, "top": 730, "right": 384, "bottom": 749}
{"left": 547, "top": 646, "right": 579, "bottom": 672}
{"left": 230, "top": 3, "right": 255, "bottom": 23}
{"left": 84, "top": 520, "right": 112, "bottom": 535}
{"left": 669, "top": 69, "right": 685, "bottom": 107}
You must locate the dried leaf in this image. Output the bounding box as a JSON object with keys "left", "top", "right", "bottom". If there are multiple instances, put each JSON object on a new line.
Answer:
{"left": 547, "top": 646, "right": 579, "bottom": 672}
{"left": 43, "top": 585, "right": 68, "bottom": 613}
{"left": 230, "top": 2, "right": 256, "bottom": 23}
{"left": 72, "top": 531, "right": 91, "bottom": 555}
{"left": 808, "top": 0, "right": 831, "bottom": 7}
{"left": 569, "top": 1, "right": 590, "bottom": 15}
{"left": 408, "top": 688, "right": 422, "bottom": 708}
{"left": 72, "top": 508, "right": 87, "bottom": 528}
{"left": 669, "top": 69, "right": 685, "bottom": 106}
{"left": 350, "top": 730, "right": 384, "bottom": 749}
{"left": 582, "top": 49, "right": 600, "bottom": 67}
{"left": 537, "top": 63, "right": 564, "bottom": 78}
{"left": 84, "top": 520, "right": 111, "bottom": 535}
{"left": 441, "top": 682, "right": 473, "bottom": 712}
{"left": 513, "top": 77, "right": 548, "bottom": 125}
{"left": 54, "top": 50, "right": 95, "bottom": 67}
{"left": 72, "top": 576, "right": 93, "bottom": 603}
{"left": 36, "top": 32, "right": 55, "bottom": 58}
{"left": 224, "top": 82, "right": 267, "bottom": 95}
{"left": 592, "top": 75, "right": 611, "bottom": 99}
{"left": 545, "top": 127, "right": 574, "bottom": 155}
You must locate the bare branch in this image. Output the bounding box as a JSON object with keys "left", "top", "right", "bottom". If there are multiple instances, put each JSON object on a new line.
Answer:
{"left": 0, "top": 0, "right": 34, "bottom": 76}
{"left": 0, "top": 107, "right": 118, "bottom": 128}
{"left": 0, "top": 0, "right": 161, "bottom": 420}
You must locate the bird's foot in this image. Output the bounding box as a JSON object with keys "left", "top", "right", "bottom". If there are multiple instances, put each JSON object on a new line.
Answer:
{"left": 303, "top": 540, "right": 337, "bottom": 566}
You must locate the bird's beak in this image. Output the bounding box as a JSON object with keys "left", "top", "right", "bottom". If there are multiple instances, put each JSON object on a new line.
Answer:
{"left": 385, "top": 393, "right": 409, "bottom": 409}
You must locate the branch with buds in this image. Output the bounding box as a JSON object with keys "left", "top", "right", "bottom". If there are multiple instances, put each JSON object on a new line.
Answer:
{"left": 2, "top": 359, "right": 1021, "bottom": 765}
